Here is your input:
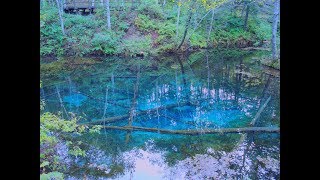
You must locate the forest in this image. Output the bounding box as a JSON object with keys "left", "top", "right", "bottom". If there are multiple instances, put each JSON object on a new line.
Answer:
{"left": 40, "top": 0, "right": 280, "bottom": 179}
{"left": 41, "top": 0, "right": 279, "bottom": 59}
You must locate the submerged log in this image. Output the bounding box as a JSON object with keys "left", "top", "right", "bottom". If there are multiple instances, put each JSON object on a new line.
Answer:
{"left": 234, "top": 95, "right": 272, "bottom": 151}
{"left": 242, "top": 47, "right": 271, "bottom": 51}
{"left": 250, "top": 96, "right": 271, "bottom": 126}
{"left": 82, "top": 102, "right": 191, "bottom": 125}
{"left": 96, "top": 126, "right": 279, "bottom": 135}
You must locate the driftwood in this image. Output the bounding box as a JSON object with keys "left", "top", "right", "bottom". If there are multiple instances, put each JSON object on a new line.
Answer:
{"left": 81, "top": 102, "right": 191, "bottom": 125}
{"left": 95, "top": 125, "right": 279, "bottom": 135}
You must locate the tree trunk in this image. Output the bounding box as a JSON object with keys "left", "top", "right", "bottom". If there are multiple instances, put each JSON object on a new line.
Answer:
{"left": 55, "top": 85, "right": 69, "bottom": 119}
{"left": 121, "top": 0, "right": 125, "bottom": 10}
{"left": 55, "top": 0, "right": 65, "bottom": 36}
{"left": 177, "top": 55, "right": 187, "bottom": 87}
{"left": 105, "top": 0, "right": 111, "bottom": 30}
{"left": 177, "top": 9, "right": 193, "bottom": 50}
{"left": 244, "top": 4, "right": 249, "bottom": 31}
{"left": 207, "top": 9, "right": 215, "bottom": 46}
{"left": 102, "top": 88, "right": 108, "bottom": 119}
{"left": 250, "top": 96, "right": 271, "bottom": 126}
{"left": 271, "top": 0, "right": 280, "bottom": 60}
{"left": 40, "top": 0, "right": 45, "bottom": 8}
{"left": 82, "top": 102, "right": 191, "bottom": 125}
{"left": 97, "top": 125, "right": 280, "bottom": 135}
{"left": 131, "top": 0, "right": 135, "bottom": 10}
{"left": 126, "top": 62, "right": 141, "bottom": 143}
{"left": 205, "top": 50, "right": 210, "bottom": 91}
{"left": 175, "top": 1, "right": 181, "bottom": 39}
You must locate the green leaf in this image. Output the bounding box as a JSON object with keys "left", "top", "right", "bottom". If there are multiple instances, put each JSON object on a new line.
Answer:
{"left": 40, "top": 172, "right": 64, "bottom": 180}
{"left": 40, "top": 161, "right": 49, "bottom": 168}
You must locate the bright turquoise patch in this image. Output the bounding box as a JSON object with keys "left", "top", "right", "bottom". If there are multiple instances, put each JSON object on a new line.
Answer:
{"left": 63, "top": 93, "right": 87, "bottom": 107}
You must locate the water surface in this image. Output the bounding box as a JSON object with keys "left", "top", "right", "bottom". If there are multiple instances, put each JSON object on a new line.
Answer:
{"left": 41, "top": 49, "right": 280, "bottom": 179}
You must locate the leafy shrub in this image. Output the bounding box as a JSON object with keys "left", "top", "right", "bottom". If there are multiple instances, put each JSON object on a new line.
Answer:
{"left": 154, "top": 22, "right": 176, "bottom": 48}
{"left": 190, "top": 33, "right": 207, "bottom": 48}
{"left": 120, "top": 36, "right": 153, "bottom": 56}
{"left": 134, "top": 14, "right": 157, "bottom": 31}
{"left": 40, "top": 107, "right": 102, "bottom": 177}
{"left": 40, "top": 24, "right": 65, "bottom": 56}
{"left": 156, "top": 43, "right": 176, "bottom": 53}
{"left": 91, "top": 32, "right": 119, "bottom": 55}
{"left": 118, "top": 21, "right": 129, "bottom": 32}
{"left": 137, "top": 0, "right": 164, "bottom": 19}
{"left": 158, "top": 22, "right": 175, "bottom": 38}
{"left": 40, "top": 171, "right": 64, "bottom": 180}
{"left": 64, "top": 14, "right": 99, "bottom": 29}
{"left": 248, "top": 18, "right": 271, "bottom": 41}
{"left": 40, "top": 7, "right": 59, "bottom": 24}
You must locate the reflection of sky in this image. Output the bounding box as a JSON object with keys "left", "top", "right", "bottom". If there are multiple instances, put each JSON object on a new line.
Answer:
{"left": 116, "top": 140, "right": 279, "bottom": 180}
{"left": 120, "top": 148, "right": 167, "bottom": 180}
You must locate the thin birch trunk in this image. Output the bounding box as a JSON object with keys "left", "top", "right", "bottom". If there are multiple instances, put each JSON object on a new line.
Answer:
{"left": 175, "top": 1, "right": 181, "bottom": 39}
{"left": 271, "top": 0, "right": 280, "bottom": 60}
{"left": 55, "top": 0, "right": 65, "bottom": 35}
{"left": 105, "top": 0, "right": 111, "bottom": 30}
{"left": 207, "top": 9, "right": 215, "bottom": 46}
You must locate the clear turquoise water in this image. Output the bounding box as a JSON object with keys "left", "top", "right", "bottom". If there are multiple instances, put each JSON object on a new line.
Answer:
{"left": 41, "top": 49, "right": 280, "bottom": 179}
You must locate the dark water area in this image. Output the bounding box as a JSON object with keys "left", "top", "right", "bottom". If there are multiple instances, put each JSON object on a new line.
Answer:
{"left": 40, "top": 49, "right": 280, "bottom": 179}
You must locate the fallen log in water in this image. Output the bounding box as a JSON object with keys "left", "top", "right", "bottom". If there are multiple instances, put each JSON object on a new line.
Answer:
{"left": 233, "top": 95, "right": 272, "bottom": 150}
{"left": 242, "top": 47, "right": 271, "bottom": 51}
{"left": 250, "top": 96, "right": 271, "bottom": 126}
{"left": 96, "top": 126, "right": 279, "bottom": 135}
{"left": 81, "top": 102, "right": 191, "bottom": 125}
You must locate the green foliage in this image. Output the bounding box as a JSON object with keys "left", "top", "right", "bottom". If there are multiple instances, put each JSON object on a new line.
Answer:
{"left": 120, "top": 36, "right": 153, "bottom": 56}
{"left": 135, "top": 14, "right": 157, "bottom": 31}
{"left": 64, "top": 14, "right": 100, "bottom": 29}
{"left": 91, "top": 32, "right": 120, "bottom": 54}
{"left": 40, "top": 24, "right": 65, "bottom": 56}
{"left": 89, "top": 125, "right": 103, "bottom": 134}
{"left": 40, "top": 105, "right": 102, "bottom": 176}
{"left": 68, "top": 145, "right": 86, "bottom": 157}
{"left": 210, "top": 28, "right": 252, "bottom": 46}
{"left": 158, "top": 22, "right": 176, "bottom": 38}
{"left": 117, "top": 21, "right": 130, "bottom": 32}
{"left": 40, "top": 171, "right": 64, "bottom": 180}
{"left": 190, "top": 33, "right": 207, "bottom": 48}
{"left": 156, "top": 43, "right": 176, "bottom": 53}
{"left": 40, "top": 7, "right": 65, "bottom": 56}
{"left": 248, "top": 18, "right": 272, "bottom": 41}
{"left": 137, "top": 0, "right": 164, "bottom": 19}
{"left": 40, "top": 0, "right": 279, "bottom": 56}
{"left": 40, "top": 7, "right": 59, "bottom": 24}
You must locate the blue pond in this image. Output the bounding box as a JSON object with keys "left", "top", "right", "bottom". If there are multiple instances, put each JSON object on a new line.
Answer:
{"left": 40, "top": 49, "right": 280, "bottom": 179}
{"left": 63, "top": 93, "right": 87, "bottom": 107}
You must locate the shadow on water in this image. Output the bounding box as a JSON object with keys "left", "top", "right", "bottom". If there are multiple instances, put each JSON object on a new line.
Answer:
{"left": 40, "top": 49, "right": 280, "bottom": 179}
